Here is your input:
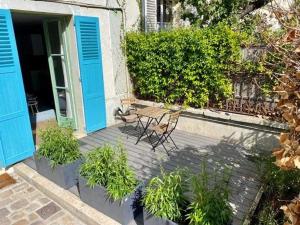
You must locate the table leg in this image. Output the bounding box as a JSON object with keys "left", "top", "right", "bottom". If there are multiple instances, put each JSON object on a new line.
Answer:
{"left": 135, "top": 116, "right": 153, "bottom": 145}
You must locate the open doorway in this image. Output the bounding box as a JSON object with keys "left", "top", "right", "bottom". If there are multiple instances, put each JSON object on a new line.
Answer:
{"left": 12, "top": 13, "right": 76, "bottom": 144}
{"left": 13, "top": 15, "right": 55, "bottom": 113}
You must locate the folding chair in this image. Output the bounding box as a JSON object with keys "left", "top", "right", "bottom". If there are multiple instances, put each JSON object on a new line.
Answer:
{"left": 26, "top": 94, "right": 39, "bottom": 115}
{"left": 148, "top": 111, "right": 181, "bottom": 155}
{"left": 115, "top": 98, "right": 141, "bottom": 138}
{"left": 120, "top": 98, "right": 137, "bottom": 113}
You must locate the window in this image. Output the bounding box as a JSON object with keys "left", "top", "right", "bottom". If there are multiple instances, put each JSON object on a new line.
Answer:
{"left": 143, "top": 0, "right": 173, "bottom": 31}
{"left": 157, "top": 0, "right": 173, "bottom": 30}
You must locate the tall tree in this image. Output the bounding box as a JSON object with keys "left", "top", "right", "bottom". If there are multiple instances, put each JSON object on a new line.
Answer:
{"left": 262, "top": 2, "right": 300, "bottom": 224}
{"left": 179, "top": 0, "right": 271, "bottom": 26}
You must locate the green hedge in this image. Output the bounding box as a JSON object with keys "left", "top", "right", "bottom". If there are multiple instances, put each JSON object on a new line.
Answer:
{"left": 125, "top": 23, "right": 247, "bottom": 107}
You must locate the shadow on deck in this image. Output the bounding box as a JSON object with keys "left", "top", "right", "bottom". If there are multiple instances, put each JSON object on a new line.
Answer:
{"left": 79, "top": 123, "right": 261, "bottom": 225}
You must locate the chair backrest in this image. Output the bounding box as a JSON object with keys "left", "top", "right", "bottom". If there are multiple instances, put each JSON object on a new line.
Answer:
{"left": 167, "top": 111, "right": 181, "bottom": 132}
{"left": 121, "top": 97, "right": 136, "bottom": 106}
{"left": 120, "top": 98, "right": 137, "bottom": 116}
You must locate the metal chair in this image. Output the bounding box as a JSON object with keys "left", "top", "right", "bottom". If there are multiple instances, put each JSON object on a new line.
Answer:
{"left": 148, "top": 111, "right": 181, "bottom": 155}
{"left": 115, "top": 98, "right": 140, "bottom": 138}
{"left": 121, "top": 98, "right": 137, "bottom": 113}
{"left": 26, "top": 94, "right": 39, "bottom": 115}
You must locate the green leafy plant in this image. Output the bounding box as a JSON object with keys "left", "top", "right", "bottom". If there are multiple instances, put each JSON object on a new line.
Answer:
{"left": 250, "top": 156, "right": 300, "bottom": 225}
{"left": 37, "top": 126, "right": 81, "bottom": 168}
{"left": 106, "top": 145, "right": 138, "bottom": 200}
{"left": 80, "top": 144, "right": 115, "bottom": 188}
{"left": 80, "top": 143, "right": 137, "bottom": 201}
{"left": 125, "top": 23, "right": 253, "bottom": 108}
{"left": 258, "top": 156, "right": 300, "bottom": 199}
{"left": 143, "top": 169, "right": 188, "bottom": 222}
{"left": 179, "top": 0, "right": 270, "bottom": 27}
{"left": 187, "top": 165, "right": 232, "bottom": 225}
{"left": 257, "top": 204, "right": 280, "bottom": 225}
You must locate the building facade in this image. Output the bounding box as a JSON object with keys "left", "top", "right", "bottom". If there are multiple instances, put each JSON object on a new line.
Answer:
{"left": 0, "top": 0, "right": 139, "bottom": 167}
{"left": 143, "top": 0, "right": 176, "bottom": 31}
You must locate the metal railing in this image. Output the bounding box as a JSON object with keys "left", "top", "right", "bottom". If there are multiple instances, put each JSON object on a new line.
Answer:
{"left": 207, "top": 81, "right": 280, "bottom": 118}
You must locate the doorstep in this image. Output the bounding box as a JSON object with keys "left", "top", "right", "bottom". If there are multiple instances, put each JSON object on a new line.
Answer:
{"left": 14, "top": 162, "right": 120, "bottom": 225}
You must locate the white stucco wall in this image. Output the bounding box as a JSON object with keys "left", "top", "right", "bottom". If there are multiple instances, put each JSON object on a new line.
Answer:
{"left": 124, "top": 0, "right": 141, "bottom": 31}
{"left": 60, "top": 0, "right": 107, "bottom": 5}
{"left": 0, "top": 0, "right": 130, "bottom": 135}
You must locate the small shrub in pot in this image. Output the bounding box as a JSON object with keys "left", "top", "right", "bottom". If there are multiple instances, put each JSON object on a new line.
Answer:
{"left": 143, "top": 165, "right": 233, "bottom": 225}
{"left": 186, "top": 165, "right": 232, "bottom": 225}
{"left": 35, "top": 126, "right": 82, "bottom": 189}
{"left": 143, "top": 169, "right": 188, "bottom": 225}
{"left": 79, "top": 143, "right": 140, "bottom": 225}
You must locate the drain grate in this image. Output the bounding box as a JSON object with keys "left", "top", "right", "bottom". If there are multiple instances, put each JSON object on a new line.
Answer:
{"left": 0, "top": 173, "right": 16, "bottom": 189}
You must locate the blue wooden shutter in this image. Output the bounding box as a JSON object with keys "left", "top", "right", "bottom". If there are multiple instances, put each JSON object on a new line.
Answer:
{"left": 0, "top": 9, "right": 34, "bottom": 167}
{"left": 74, "top": 16, "right": 106, "bottom": 133}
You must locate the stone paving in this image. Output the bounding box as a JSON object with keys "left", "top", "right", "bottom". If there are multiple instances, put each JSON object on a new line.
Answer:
{"left": 0, "top": 173, "right": 86, "bottom": 225}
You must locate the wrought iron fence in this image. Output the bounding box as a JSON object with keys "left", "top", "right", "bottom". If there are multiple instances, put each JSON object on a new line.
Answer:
{"left": 207, "top": 81, "right": 281, "bottom": 118}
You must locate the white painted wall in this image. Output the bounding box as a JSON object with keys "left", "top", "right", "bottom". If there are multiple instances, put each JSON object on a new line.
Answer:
{"left": 124, "top": 0, "right": 141, "bottom": 31}
{"left": 0, "top": 0, "right": 131, "bottom": 135}
{"left": 59, "top": 0, "right": 107, "bottom": 5}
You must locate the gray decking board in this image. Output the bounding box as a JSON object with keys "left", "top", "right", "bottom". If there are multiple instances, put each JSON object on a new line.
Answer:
{"left": 79, "top": 123, "right": 262, "bottom": 225}
{"left": 87, "top": 127, "right": 260, "bottom": 210}
{"left": 88, "top": 126, "right": 259, "bottom": 187}
{"left": 101, "top": 125, "right": 257, "bottom": 171}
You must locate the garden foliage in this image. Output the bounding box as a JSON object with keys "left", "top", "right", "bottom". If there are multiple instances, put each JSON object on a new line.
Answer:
{"left": 143, "top": 166, "right": 232, "bottom": 225}
{"left": 37, "top": 126, "right": 81, "bottom": 168}
{"left": 143, "top": 169, "right": 188, "bottom": 222}
{"left": 269, "top": 6, "right": 300, "bottom": 222}
{"left": 80, "top": 144, "right": 137, "bottom": 200}
{"left": 253, "top": 3, "right": 300, "bottom": 223}
{"left": 125, "top": 23, "right": 247, "bottom": 107}
{"left": 187, "top": 165, "right": 232, "bottom": 225}
{"left": 179, "top": 0, "right": 256, "bottom": 27}
{"left": 255, "top": 156, "right": 300, "bottom": 225}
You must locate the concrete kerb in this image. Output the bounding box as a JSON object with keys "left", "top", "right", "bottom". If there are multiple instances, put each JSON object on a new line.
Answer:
{"left": 14, "top": 162, "right": 120, "bottom": 225}
{"left": 242, "top": 186, "right": 265, "bottom": 225}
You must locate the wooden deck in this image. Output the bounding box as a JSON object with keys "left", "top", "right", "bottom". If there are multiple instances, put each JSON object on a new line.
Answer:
{"left": 79, "top": 123, "right": 261, "bottom": 225}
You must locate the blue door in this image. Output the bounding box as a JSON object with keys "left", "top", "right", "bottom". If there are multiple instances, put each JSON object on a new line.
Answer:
{"left": 75, "top": 16, "right": 106, "bottom": 133}
{"left": 0, "top": 9, "right": 34, "bottom": 167}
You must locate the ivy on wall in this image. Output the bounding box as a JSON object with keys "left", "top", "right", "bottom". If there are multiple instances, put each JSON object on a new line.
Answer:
{"left": 125, "top": 23, "right": 248, "bottom": 107}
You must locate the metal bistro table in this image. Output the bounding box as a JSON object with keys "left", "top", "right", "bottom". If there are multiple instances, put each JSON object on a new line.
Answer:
{"left": 135, "top": 106, "right": 169, "bottom": 145}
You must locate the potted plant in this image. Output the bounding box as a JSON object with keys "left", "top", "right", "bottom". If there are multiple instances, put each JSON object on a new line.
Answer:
{"left": 143, "top": 169, "right": 188, "bottom": 225}
{"left": 35, "top": 126, "right": 82, "bottom": 189}
{"left": 78, "top": 143, "right": 140, "bottom": 225}
{"left": 186, "top": 165, "right": 233, "bottom": 225}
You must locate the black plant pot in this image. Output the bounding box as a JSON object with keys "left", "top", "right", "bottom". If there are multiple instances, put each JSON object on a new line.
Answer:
{"left": 143, "top": 210, "right": 178, "bottom": 225}
{"left": 34, "top": 154, "right": 82, "bottom": 189}
{"left": 78, "top": 176, "right": 142, "bottom": 225}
